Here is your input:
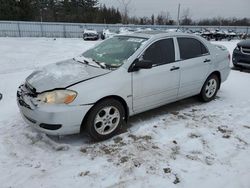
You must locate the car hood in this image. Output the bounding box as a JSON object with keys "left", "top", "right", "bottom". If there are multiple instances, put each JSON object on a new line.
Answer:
{"left": 238, "top": 39, "right": 250, "bottom": 48}
{"left": 26, "top": 59, "right": 111, "bottom": 93}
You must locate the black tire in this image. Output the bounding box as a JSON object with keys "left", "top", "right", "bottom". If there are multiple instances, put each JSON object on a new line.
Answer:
{"left": 101, "top": 34, "right": 105, "bottom": 40}
{"left": 199, "top": 74, "right": 220, "bottom": 102}
{"left": 233, "top": 64, "right": 242, "bottom": 70}
{"left": 85, "top": 99, "right": 125, "bottom": 141}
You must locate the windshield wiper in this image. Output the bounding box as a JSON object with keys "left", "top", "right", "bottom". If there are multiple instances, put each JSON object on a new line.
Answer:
{"left": 73, "top": 57, "right": 89, "bottom": 65}
{"left": 74, "top": 56, "right": 109, "bottom": 69}
{"left": 73, "top": 57, "right": 102, "bottom": 68}
{"left": 91, "top": 59, "right": 106, "bottom": 69}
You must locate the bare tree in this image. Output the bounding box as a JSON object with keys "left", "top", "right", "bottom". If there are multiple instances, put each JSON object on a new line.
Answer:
{"left": 156, "top": 11, "right": 171, "bottom": 25}
{"left": 156, "top": 12, "right": 166, "bottom": 25}
{"left": 166, "top": 11, "right": 171, "bottom": 23}
{"left": 118, "top": 0, "right": 131, "bottom": 24}
{"left": 151, "top": 14, "right": 155, "bottom": 25}
{"left": 181, "top": 8, "right": 192, "bottom": 25}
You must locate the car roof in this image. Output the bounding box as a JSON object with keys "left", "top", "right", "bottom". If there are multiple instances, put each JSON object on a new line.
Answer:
{"left": 118, "top": 31, "right": 193, "bottom": 39}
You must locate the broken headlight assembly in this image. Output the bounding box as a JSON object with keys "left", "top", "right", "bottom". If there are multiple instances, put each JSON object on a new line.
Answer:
{"left": 37, "top": 90, "right": 77, "bottom": 104}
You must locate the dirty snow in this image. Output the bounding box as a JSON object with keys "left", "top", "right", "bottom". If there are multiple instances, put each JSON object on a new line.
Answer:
{"left": 0, "top": 38, "right": 250, "bottom": 188}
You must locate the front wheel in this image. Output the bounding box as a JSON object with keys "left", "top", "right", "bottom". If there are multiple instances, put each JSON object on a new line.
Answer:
{"left": 199, "top": 74, "right": 220, "bottom": 102}
{"left": 85, "top": 99, "right": 125, "bottom": 141}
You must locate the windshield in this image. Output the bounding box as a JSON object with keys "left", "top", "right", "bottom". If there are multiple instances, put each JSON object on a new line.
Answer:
{"left": 82, "top": 36, "right": 148, "bottom": 69}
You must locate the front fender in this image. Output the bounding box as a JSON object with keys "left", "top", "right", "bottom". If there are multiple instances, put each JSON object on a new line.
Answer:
{"left": 68, "top": 67, "right": 132, "bottom": 110}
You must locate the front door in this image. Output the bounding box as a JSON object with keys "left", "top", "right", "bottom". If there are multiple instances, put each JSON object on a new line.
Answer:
{"left": 132, "top": 38, "right": 180, "bottom": 113}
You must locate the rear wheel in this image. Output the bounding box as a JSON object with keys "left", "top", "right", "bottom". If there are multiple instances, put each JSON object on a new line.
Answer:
{"left": 85, "top": 99, "right": 125, "bottom": 141}
{"left": 199, "top": 74, "right": 220, "bottom": 102}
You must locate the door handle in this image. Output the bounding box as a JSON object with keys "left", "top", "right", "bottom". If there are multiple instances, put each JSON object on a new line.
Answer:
{"left": 204, "top": 59, "right": 211, "bottom": 63}
{"left": 170, "top": 66, "right": 180, "bottom": 71}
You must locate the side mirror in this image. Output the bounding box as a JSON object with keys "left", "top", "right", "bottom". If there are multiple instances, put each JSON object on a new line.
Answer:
{"left": 128, "top": 58, "right": 153, "bottom": 72}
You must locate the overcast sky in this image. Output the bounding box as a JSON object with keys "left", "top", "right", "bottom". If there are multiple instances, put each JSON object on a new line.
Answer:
{"left": 99, "top": 0, "right": 250, "bottom": 20}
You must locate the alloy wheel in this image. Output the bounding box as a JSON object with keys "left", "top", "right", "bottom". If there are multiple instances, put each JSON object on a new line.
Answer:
{"left": 94, "top": 106, "right": 120, "bottom": 135}
{"left": 205, "top": 78, "right": 217, "bottom": 98}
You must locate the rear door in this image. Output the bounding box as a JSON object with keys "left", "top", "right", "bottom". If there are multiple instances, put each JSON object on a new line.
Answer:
{"left": 177, "top": 37, "right": 211, "bottom": 98}
{"left": 132, "top": 38, "right": 180, "bottom": 113}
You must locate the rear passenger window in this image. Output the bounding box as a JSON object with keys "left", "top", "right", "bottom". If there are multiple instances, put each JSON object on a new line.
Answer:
{"left": 177, "top": 38, "right": 208, "bottom": 60}
{"left": 142, "top": 38, "right": 175, "bottom": 65}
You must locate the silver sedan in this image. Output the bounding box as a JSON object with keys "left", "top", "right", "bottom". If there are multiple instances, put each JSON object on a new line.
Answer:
{"left": 17, "top": 31, "right": 231, "bottom": 141}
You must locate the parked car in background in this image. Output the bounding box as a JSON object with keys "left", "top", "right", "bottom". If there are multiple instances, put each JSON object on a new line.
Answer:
{"left": 201, "top": 30, "right": 213, "bottom": 40}
{"left": 119, "top": 27, "right": 136, "bottom": 35}
{"left": 17, "top": 31, "right": 230, "bottom": 141}
{"left": 200, "top": 29, "right": 237, "bottom": 41}
{"left": 225, "top": 30, "right": 236, "bottom": 41}
{"left": 213, "top": 29, "right": 226, "bottom": 41}
{"left": 101, "top": 29, "right": 117, "bottom": 40}
{"left": 83, "top": 29, "right": 99, "bottom": 40}
{"left": 233, "top": 39, "right": 250, "bottom": 69}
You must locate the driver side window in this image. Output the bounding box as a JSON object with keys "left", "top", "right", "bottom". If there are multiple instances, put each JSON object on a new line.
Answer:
{"left": 142, "top": 38, "right": 175, "bottom": 66}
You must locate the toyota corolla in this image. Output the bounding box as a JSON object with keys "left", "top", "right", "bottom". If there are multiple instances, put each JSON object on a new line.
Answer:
{"left": 17, "top": 31, "right": 230, "bottom": 141}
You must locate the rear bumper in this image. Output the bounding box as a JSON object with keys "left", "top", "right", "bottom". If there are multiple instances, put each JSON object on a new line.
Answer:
{"left": 17, "top": 86, "right": 93, "bottom": 135}
{"left": 220, "top": 65, "right": 231, "bottom": 83}
{"left": 83, "top": 34, "right": 99, "bottom": 40}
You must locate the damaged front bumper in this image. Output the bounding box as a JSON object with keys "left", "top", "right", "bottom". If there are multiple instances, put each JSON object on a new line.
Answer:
{"left": 17, "top": 84, "right": 93, "bottom": 135}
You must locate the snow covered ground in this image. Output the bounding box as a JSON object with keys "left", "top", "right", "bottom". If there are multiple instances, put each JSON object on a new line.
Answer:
{"left": 0, "top": 38, "right": 250, "bottom": 188}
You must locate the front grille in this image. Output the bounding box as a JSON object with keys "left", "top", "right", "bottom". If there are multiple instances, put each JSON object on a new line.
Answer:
{"left": 18, "top": 99, "right": 32, "bottom": 109}
{"left": 241, "top": 47, "right": 250, "bottom": 55}
{"left": 17, "top": 84, "right": 38, "bottom": 109}
{"left": 23, "top": 83, "right": 37, "bottom": 97}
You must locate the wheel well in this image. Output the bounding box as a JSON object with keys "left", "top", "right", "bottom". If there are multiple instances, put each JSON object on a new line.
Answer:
{"left": 210, "top": 71, "right": 221, "bottom": 89}
{"left": 200, "top": 71, "right": 222, "bottom": 94}
{"left": 80, "top": 95, "right": 129, "bottom": 133}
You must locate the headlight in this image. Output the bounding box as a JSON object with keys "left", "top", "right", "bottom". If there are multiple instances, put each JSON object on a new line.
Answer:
{"left": 37, "top": 90, "right": 77, "bottom": 104}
